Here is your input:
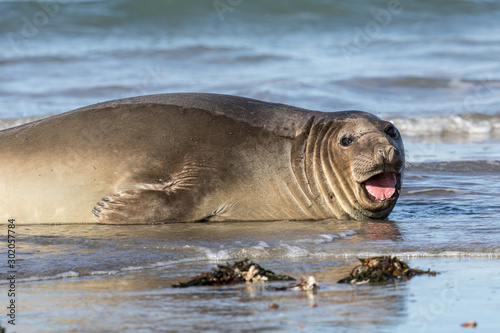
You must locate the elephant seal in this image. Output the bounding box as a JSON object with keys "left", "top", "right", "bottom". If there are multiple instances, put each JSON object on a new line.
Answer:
{"left": 0, "top": 93, "right": 404, "bottom": 224}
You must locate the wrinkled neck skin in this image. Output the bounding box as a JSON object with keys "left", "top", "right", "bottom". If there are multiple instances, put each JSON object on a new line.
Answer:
{"left": 291, "top": 119, "right": 404, "bottom": 220}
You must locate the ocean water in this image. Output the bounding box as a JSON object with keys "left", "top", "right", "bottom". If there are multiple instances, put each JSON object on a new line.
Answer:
{"left": 1, "top": 0, "right": 500, "bottom": 332}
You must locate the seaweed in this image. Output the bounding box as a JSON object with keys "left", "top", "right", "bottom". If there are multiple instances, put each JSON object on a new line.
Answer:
{"left": 172, "top": 259, "right": 295, "bottom": 288}
{"left": 337, "top": 256, "right": 437, "bottom": 284}
{"left": 173, "top": 256, "right": 436, "bottom": 288}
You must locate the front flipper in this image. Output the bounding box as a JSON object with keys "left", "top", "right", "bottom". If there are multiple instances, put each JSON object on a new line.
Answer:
{"left": 93, "top": 188, "right": 199, "bottom": 224}
{"left": 92, "top": 156, "right": 222, "bottom": 224}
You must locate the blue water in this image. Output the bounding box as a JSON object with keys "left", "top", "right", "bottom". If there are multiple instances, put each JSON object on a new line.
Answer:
{"left": 1, "top": 0, "right": 500, "bottom": 332}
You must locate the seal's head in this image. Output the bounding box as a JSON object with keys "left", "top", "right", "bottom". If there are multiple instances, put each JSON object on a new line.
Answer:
{"left": 305, "top": 111, "right": 405, "bottom": 220}
{"left": 333, "top": 111, "right": 404, "bottom": 219}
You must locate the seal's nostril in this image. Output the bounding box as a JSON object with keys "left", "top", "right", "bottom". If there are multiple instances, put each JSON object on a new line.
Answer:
{"left": 378, "top": 146, "right": 401, "bottom": 162}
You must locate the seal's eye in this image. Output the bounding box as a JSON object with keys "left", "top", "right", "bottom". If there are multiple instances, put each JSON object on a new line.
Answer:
{"left": 385, "top": 125, "right": 399, "bottom": 139}
{"left": 340, "top": 135, "right": 355, "bottom": 147}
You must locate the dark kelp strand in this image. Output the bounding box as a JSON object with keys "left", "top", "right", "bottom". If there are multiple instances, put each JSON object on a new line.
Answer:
{"left": 338, "top": 256, "right": 437, "bottom": 284}
{"left": 172, "top": 259, "right": 295, "bottom": 288}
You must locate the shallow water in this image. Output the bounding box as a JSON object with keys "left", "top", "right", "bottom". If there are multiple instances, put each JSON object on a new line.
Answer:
{"left": 1, "top": 0, "right": 500, "bottom": 332}
{"left": 6, "top": 221, "right": 500, "bottom": 332}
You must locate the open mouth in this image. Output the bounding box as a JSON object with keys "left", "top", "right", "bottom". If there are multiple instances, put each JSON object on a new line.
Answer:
{"left": 362, "top": 172, "right": 397, "bottom": 201}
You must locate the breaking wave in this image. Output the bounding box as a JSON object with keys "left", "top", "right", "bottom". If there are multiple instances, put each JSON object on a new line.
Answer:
{"left": 391, "top": 113, "right": 500, "bottom": 137}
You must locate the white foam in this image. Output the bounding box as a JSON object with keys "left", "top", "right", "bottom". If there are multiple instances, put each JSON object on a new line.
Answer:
{"left": 298, "top": 231, "right": 357, "bottom": 245}
{"left": 252, "top": 241, "right": 271, "bottom": 250}
{"left": 91, "top": 270, "right": 119, "bottom": 276}
{"left": 391, "top": 114, "right": 500, "bottom": 137}
{"left": 204, "top": 249, "right": 231, "bottom": 261}
{"left": 12, "top": 270, "right": 79, "bottom": 284}
{"left": 318, "top": 234, "right": 335, "bottom": 241}
{"left": 328, "top": 251, "right": 500, "bottom": 258}
{"left": 54, "top": 270, "right": 79, "bottom": 278}
{"left": 122, "top": 265, "right": 145, "bottom": 271}
{"left": 342, "top": 230, "right": 357, "bottom": 236}
{"left": 323, "top": 230, "right": 356, "bottom": 240}
{"left": 256, "top": 241, "right": 270, "bottom": 248}
{"left": 282, "top": 244, "right": 310, "bottom": 257}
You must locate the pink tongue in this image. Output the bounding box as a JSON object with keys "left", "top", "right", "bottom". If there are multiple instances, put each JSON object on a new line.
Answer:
{"left": 364, "top": 172, "right": 396, "bottom": 200}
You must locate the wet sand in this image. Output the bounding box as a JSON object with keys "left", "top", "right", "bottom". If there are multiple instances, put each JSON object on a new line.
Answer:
{"left": 13, "top": 256, "right": 500, "bottom": 332}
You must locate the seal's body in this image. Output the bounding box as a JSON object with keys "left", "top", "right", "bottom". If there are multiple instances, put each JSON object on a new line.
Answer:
{"left": 0, "top": 93, "right": 404, "bottom": 224}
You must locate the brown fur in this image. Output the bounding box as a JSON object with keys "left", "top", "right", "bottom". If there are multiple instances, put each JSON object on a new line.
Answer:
{"left": 0, "top": 93, "right": 404, "bottom": 224}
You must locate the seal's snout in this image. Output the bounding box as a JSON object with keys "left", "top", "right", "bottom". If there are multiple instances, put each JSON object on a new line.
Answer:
{"left": 376, "top": 145, "right": 401, "bottom": 164}
{"left": 364, "top": 143, "right": 403, "bottom": 202}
